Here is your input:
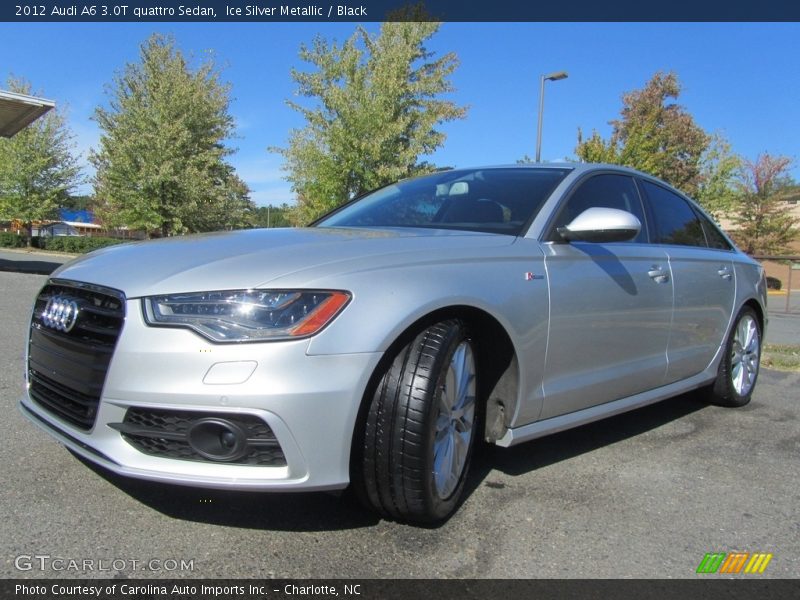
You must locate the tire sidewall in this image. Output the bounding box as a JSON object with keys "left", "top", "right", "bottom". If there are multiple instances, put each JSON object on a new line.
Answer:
{"left": 420, "top": 322, "right": 478, "bottom": 521}
{"left": 715, "top": 306, "right": 762, "bottom": 407}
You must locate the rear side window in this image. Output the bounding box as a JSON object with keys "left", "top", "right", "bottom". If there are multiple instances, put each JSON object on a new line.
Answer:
{"left": 641, "top": 180, "right": 707, "bottom": 247}
{"left": 550, "top": 174, "right": 647, "bottom": 243}
{"left": 697, "top": 212, "right": 733, "bottom": 250}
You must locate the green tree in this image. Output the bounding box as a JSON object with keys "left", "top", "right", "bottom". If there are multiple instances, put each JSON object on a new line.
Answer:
{"left": 575, "top": 71, "right": 738, "bottom": 213}
{"left": 92, "top": 34, "right": 251, "bottom": 237}
{"left": 186, "top": 166, "right": 255, "bottom": 231}
{"left": 60, "top": 194, "right": 95, "bottom": 212}
{"left": 574, "top": 128, "right": 621, "bottom": 164}
{"left": 273, "top": 19, "right": 466, "bottom": 224}
{"left": 0, "top": 77, "right": 82, "bottom": 245}
{"left": 693, "top": 135, "right": 741, "bottom": 219}
{"left": 254, "top": 203, "right": 293, "bottom": 228}
{"left": 729, "top": 154, "right": 798, "bottom": 255}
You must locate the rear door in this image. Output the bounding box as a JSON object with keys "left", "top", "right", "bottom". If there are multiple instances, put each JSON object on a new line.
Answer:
{"left": 536, "top": 173, "right": 672, "bottom": 422}
{"left": 638, "top": 180, "right": 736, "bottom": 383}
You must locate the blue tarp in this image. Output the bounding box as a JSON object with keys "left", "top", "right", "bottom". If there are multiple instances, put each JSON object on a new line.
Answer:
{"left": 58, "top": 209, "right": 94, "bottom": 223}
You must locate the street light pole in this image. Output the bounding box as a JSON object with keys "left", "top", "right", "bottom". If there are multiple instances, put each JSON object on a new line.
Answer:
{"left": 535, "top": 70, "right": 568, "bottom": 163}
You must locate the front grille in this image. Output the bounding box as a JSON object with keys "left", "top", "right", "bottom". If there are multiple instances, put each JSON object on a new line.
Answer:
{"left": 115, "top": 408, "right": 286, "bottom": 466}
{"left": 28, "top": 280, "right": 125, "bottom": 430}
{"left": 28, "top": 370, "right": 100, "bottom": 430}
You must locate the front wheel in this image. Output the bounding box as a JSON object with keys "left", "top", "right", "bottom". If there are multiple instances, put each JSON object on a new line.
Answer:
{"left": 707, "top": 306, "right": 762, "bottom": 407}
{"left": 354, "top": 320, "right": 478, "bottom": 523}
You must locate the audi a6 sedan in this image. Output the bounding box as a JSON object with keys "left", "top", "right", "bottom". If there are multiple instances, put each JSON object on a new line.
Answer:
{"left": 20, "top": 164, "right": 766, "bottom": 523}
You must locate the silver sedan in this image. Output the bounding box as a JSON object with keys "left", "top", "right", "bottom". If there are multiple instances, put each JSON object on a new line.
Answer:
{"left": 19, "top": 163, "right": 766, "bottom": 523}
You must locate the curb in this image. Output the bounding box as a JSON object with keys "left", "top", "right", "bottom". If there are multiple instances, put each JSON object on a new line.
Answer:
{"left": 0, "top": 247, "right": 79, "bottom": 259}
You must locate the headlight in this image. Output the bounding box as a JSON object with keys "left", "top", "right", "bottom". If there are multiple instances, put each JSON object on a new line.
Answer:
{"left": 142, "top": 290, "right": 351, "bottom": 343}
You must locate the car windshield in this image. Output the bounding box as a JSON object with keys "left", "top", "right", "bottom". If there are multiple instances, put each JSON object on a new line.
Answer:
{"left": 316, "top": 167, "right": 570, "bottom": 236}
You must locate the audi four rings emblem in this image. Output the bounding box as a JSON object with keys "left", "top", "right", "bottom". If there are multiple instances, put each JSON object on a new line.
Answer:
{"left": 41, "top": 296, "right": 81, "bottom": 332}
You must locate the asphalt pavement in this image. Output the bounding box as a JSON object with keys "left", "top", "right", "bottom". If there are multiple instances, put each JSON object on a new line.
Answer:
{"left": 1, "top": 270, "right": 799, "bottom": 579}
{"left": 0, "top": 248, "right": 75, "bottom": 275}
{"left": 767, "top": 310, "right": 800, "bottom": 346}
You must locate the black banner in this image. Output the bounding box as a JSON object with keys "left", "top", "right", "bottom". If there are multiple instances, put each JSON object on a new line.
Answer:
{"left": 2, "top": 580, "right": 800, "bottom": 600}
{"left": 2, "top": 0, "right": 799, "bottom": 22}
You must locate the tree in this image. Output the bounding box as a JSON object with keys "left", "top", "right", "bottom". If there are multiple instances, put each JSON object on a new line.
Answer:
{"left": 253, "top": 203, "right": 293, "bottom": 228}
{"left": 60, "top": 194, "right": 95, "bottom": 212}
{"left": 575, "top": 71, "right": 738, "bottom": 213}
{"left": 729, "top": 154, "right": 798, "bottom": 255}
{"left": 693, "top": 134, "right": 741, "bottom": 219}
{"left": 92, "top": 34, "right": 252, "bottom": 237}
{"left": 272, "top": 19, "right": 466, "bottom": 224}
{"left": 185, "top": 166, "right": 255, "bottom": 231}
{"left": 0, "top": 77, "right": 82, "bottom": 245}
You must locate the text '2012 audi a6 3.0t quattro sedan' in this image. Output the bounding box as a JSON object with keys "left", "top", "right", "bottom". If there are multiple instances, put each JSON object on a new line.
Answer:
{"left": 20, "top": 164, "right": 766, "bottom": 523}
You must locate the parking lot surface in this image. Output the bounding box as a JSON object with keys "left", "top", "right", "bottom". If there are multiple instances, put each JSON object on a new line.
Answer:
{"left": 0, "top": 248, "right": 74, "bottom": 275}
{"left": 1, "top": 271, "right": 798, "bottom": 579}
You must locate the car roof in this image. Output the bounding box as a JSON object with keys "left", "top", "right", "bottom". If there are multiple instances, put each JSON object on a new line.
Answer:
{"left": 439, "top": 163, "right": 693, "bottom": 195}
{"left": 429, "top": 162, "right": 669, "bottom": 181}
{"left": 453, "top": 162, "right": 646, "bottom": 176}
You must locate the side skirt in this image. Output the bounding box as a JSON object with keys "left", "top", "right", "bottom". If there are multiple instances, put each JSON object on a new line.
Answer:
{"left": 496, "top": 368, "right": 716, "bottom": 448}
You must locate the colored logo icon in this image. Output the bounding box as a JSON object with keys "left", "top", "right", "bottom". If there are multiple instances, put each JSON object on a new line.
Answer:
{"left": 697, "top": 552, "right": 773, "bottom": 574}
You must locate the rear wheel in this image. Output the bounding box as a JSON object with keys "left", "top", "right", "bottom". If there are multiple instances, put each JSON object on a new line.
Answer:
{"left": 708, "top": 306, "right": 761, "bottom": 407}
{"left": 354, "top": 320, "right": 478, "bottom": 523}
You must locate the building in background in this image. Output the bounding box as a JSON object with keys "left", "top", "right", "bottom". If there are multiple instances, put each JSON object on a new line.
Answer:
{"left": 0, "top": 89, "right": 54, "bottom": 138}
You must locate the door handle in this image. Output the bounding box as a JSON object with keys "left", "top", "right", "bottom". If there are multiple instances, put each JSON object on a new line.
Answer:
{"left": 648, "top": 266, "right": 670, "bottom": 284}
{"left": 718, "top": 266, "right": 732, "bottom": 280}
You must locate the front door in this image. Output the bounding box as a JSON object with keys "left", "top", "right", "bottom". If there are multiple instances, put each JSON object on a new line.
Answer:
{"left": 540, "top": 242, "right": 672, "bottom": 419}
{"left": 536, "top": 173, "right": 672, "bottom": 421}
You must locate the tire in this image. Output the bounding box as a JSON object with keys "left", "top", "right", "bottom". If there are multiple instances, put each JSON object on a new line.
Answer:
{"left": 354, "top": 320, "right": 479, "bottom": 523}
{"left": 708, "top": 306, "right": 762, "bottom": 407}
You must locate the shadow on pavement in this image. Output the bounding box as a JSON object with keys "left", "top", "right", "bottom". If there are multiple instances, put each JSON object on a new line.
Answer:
{"left": 72, "top": 390, "right": 709, "bottom": 532}
{"left": 73, "top": 452, "right": 381, "bottom": 532}
{"left": 463, "top": 389, "right": 709, "bottom": 497}
{"left": 0, "top": 257, "right": 62, "bottom": 275}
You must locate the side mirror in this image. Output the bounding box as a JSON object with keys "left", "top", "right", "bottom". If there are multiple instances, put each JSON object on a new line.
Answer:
{"left": 557, "top": 207, "right": 641, "bottom": 243}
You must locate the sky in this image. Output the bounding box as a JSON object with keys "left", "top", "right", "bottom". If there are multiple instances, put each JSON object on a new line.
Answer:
{"left": 1, "top": 22, "right": 798, "bottom": 206}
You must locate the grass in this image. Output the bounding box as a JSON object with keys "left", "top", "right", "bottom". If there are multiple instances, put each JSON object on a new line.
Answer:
{"left": 762, "top": 344, "right": 800, "bottom": 372}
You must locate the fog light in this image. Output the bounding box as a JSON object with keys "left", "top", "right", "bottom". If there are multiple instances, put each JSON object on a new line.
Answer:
{"left": 187, "top": 418, "right": 248, "bottom": 462}
{"left": 220, "top": 431, "right": 236, "bottom": 449}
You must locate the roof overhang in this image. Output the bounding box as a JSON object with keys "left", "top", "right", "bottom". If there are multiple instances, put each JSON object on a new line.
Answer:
{"left": 0, "top": 90, "right": 56, "bottom": 137}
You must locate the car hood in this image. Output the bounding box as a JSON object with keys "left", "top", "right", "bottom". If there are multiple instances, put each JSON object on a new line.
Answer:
{"left": 52, "top": 227, "right": 515, "bottom": 297}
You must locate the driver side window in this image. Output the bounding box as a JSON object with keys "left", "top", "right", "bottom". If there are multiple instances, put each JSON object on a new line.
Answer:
{"left": 550, "top": 174, "right": 647, "bottom": 243}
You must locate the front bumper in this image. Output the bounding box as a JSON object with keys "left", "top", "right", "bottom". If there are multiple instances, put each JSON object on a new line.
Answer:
{"left": 20, "top": 298, "right": 382, "bottom": 491}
